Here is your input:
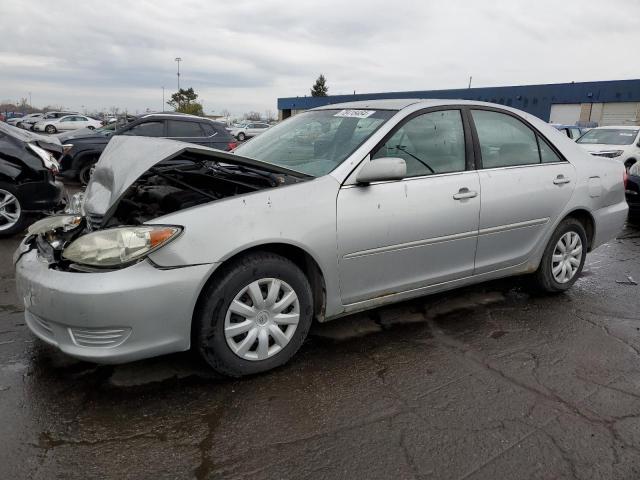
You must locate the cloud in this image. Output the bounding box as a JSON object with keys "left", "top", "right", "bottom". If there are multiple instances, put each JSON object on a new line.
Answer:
{"left": 0, "top": 0, "right": 638, "bottom": 116}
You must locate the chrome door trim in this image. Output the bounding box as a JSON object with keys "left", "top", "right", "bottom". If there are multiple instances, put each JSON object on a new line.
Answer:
{"left": 478, "top": 217, "right": 549, "bottom": 236}
{"left": 343, "top": 229, "right": 478, "bottom": 259}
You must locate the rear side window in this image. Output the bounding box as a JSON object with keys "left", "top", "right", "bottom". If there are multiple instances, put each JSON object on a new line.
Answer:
{"left": 167, "top": 120, "right": 204, "bottom": 137}
{"left": 200, "top": 122, "right": 218, "bottom": 136}
{"left": 123, "top": 121, "right": 165, "bottom": 137}
{"left": 373, "top": 110, "right": 466, "bottom": 177}
{"left": 472, "top": 110, "right": 540, "bottom": 168}
{"left": 539, "top": 139, "right": 563, "bottom": 163}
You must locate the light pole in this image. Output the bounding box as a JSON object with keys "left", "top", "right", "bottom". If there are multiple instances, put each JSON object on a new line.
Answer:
{"left": 175, "top": 57, "right": 182, "bottom": 91}
{"left": 28, "top": 92, "right": 32, "bottom": 109}
{"left": 162, "top": 86, "right": 165, "bottom": 112}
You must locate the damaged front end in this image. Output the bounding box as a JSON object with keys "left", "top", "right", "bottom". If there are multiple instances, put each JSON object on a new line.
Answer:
{"left": 17, "top": 136, "right": 308, "bottom": 271}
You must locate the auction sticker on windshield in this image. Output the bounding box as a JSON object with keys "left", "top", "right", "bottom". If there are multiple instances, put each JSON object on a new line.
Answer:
{"left": 334, "top": 109, "right": 376, "bottom": 118}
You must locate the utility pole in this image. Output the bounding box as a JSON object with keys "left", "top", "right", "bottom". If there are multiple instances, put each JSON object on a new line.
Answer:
{"left": 28, "top": 92, "right": 32, "bottom": 109}
{"left": 175, "top": 57, "right": 182, "bottom": 91}
{"left": 468, "top": 76, "right": 473, "bottom": 89}
{"left": 162, "top": 86, "right": 165, "bottom": 112}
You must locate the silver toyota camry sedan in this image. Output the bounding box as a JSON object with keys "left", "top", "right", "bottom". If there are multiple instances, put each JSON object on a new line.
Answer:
{"left": 15, "top": 99, "right": 628, "bottom": 376}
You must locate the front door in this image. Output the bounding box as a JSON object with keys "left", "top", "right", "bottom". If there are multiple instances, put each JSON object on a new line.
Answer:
{"left": 336, "top": 109, "right": 481, "bottom": 305}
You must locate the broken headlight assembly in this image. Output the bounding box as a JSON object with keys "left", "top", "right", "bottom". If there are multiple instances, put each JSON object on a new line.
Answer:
{"left": 28, "top": 215, "right": 83, "bottom": 236}
{"left": 62, "top": 225, "right": 182, "bottom": 268}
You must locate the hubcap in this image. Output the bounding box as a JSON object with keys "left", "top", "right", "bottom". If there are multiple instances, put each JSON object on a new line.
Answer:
{"left": 224, "top": 278, "right": 300, "bottom": 361}
{"left": 551, "top": 231, "right": 583, "bottom": 284}
{"left": 0, "top": 189, "right": 21, "bottom": 231}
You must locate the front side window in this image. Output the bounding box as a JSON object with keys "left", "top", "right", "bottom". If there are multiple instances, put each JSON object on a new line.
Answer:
{"left": 577, "top": 128, "right": 640, "bottom": 146}
{"left": 372, "top": 110, "right": 466, "bottom": 177}
{"left": 472, "top": 110, "right": 540, "bottom": 168}
{"left": 167, "top": 120, "right": 204, "bottom": 137}
{"left": 122, "top": 120, "right": 165, "bottom": 137}
{"left": 569, "top": 128, "right": 581, "bottom": 139}
{"left": 234, "top": 109, "right": 395, "bottom": 177}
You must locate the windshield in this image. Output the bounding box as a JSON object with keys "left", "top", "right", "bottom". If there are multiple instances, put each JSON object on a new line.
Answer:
{"left": 577, "top": 128, "right": 639, "bottom": 145}
{"left": 234, "top": 109, "right": 395, "bottom": 176}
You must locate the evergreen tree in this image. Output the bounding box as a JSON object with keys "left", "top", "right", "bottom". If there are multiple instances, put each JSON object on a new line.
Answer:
{"left": 167, "top": 87, "right": 204, "bottom": 115}
{"left": 311, "top": 74, "right": 328, "bottom": 97}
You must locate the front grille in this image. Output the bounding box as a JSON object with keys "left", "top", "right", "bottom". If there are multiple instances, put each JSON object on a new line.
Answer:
{"left": 68, "top": 327, "right": 131, "bottom": 348}
{"left": 85, "top": 213, "right": 103, "bottom": 231}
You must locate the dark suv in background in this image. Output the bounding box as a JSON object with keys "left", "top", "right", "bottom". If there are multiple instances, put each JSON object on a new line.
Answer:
{"left": 59, "top": 113, "right": 237, "bottom": 183}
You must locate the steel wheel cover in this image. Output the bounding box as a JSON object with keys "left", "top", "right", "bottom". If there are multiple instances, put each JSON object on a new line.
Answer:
{"left": 0, "top": 189, "right": 21, "bottom": 231}
{"left": 551, "top": 231, "right": 582, "bottom": 284}
{"left": 224, "top": 278, "right": 300, "bottom": 361}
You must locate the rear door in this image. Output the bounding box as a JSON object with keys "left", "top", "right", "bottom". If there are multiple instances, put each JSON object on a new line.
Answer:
{"left": 167, "top": 119, "right": 209, "bottom": 146}
{"left": 469, "top": 108, "right": 576, "bottom": 274}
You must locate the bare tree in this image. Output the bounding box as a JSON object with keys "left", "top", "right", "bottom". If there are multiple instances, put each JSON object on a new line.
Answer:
{"left": 264, "top": 109, "right": 275, "bottom": 122}
{"left": 243, "top": 111, "right": 261, "bottom": 121}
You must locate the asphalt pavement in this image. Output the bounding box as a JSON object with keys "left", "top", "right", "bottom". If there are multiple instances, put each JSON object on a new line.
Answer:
{"left": 1, "top": 222, "right": 640, "bottom": 479}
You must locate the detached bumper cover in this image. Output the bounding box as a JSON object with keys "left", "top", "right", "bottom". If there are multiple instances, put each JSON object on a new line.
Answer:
{"left": 15, "top": 250, "right": 215, "bottom": 363}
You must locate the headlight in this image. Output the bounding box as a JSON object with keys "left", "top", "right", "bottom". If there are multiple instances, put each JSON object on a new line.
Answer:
{"left": 592, "top": 150, "right": 624, "bottom": 158}
{"left": 62, "top": 225, "right": 182, "bottom": 267}
{"left": 27, "top": 215, "right": 82, "bottom": 235}
{"left": 27, "top": 143, "right": 60, "bottom": 173}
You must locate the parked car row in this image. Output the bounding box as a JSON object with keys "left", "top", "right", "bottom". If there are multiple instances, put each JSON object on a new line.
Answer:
{"left": 13, "top": 99, "right": 628, "bottom": 376}
{"left": 59, "top": 112, "right": 237, "bottom": 183}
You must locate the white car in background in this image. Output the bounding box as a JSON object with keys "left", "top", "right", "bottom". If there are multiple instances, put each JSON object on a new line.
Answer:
{"left": 229, "top": 121, "right": 270, "bottom": 141}
{"left": 22, "top": 111, "right": 78, "bottom": 131}
{"left": 33, "top": 115, "right": 102, "bottom": 134}
{"left": 6, "top": 113, "right": 43, "bottom": 128}
{"left": 576, "top": 126, "right": 640, "bottom": 169}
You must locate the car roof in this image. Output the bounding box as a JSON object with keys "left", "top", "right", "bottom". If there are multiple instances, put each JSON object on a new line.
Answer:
{"left": 136, "top": 112, "right": 225, "bottom": 124}
{"left": 311, "top": 98, "right": 529, "bottom": 111}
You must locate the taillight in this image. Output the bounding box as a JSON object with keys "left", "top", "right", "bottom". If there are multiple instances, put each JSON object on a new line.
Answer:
{"left": 227, "top": 142, "right": 237, "bottom": 151}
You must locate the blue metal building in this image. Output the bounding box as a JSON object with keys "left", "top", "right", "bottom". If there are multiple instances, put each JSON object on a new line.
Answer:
{"left": 277, "top": 79, "right": 640, "bottom": 125}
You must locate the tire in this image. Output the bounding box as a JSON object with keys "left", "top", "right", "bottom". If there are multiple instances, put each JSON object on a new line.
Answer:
{"left": 194, "top": 252, "right": 313, "bottom": 377}
{"left": 45, "top": 124, "right": 57, "bottom": 134}
{"left": 16, "top": 122, "right": 23, "bottom": 129}
{"left": 0, "top": 183, "right": 29, "bottom": 237}
{"left": 237, "top": 132, "right": 246, "bottom": 141}
{"left": 534, "top": 218, "right": 587, "bottom": 292}
{"left": 78, "top": 162, "right": 96, "bottom": 185}
{"left": 87, "top": 126, "right": 95, "bottom": 130}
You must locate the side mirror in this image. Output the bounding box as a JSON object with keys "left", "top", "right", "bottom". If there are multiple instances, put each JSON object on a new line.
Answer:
{"left": 356, "top": 157, "right": 407, "bottom": 184}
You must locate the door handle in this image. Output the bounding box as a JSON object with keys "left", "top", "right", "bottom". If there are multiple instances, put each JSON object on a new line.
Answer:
{"left": 553, "top": 175, "right": 571, "bottom": 185}
{"left": 453, "top": 188, "right": 478, "bottom": 200}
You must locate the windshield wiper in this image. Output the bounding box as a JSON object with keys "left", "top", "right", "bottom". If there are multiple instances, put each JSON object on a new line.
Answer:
{"left": 395, "top": 145, "right": 435, "bottom": 174}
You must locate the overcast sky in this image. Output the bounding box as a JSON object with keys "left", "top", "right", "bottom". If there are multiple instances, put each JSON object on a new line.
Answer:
{"left": 1, "top": 0, "right": 638, "bottom": 116}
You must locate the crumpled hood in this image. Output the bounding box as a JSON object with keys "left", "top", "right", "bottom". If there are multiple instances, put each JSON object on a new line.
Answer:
{"left": 0, "top": 121, "right": 62, "bottom": 152}
{"left": 83, "top": 136, "right": 307, "bottom": 216}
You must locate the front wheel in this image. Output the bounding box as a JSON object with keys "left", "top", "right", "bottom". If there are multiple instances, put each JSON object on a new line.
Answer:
{"left": 45, "top": 124, "right": 57, "bottom": 134}
{"left": 194, "top": 252, "right": 313, "bottom": 377}
{"left": 87, "top": 126, "right": 95, "bottom": 130}
{"left": 237, "top": 132, "right": 246, "bottom": 141}
{"left": 0, "top": 184, "right": 29, "bottom": 237}
{"left": 534, "top": 218, "right": 587, "bottom": 292}
{"left": 78, "top": 162, "right": 96, "bottom": 185}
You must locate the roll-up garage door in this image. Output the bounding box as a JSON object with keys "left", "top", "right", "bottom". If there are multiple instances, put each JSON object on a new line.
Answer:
{"left": 600, "top": 102, "right": 640, "bottom": 126}
{"left": 549, "top": 104, "right": 581, "bottom": 125}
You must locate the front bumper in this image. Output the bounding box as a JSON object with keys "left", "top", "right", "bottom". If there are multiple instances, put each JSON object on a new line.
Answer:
{"left": 15, "top": 249, "right": 216, "bottom": 363}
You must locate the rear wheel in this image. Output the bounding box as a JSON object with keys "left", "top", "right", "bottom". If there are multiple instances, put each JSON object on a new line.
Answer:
{"left": 237, "top": 132, "right": 246, "bottom": 141}
{"left": 87, "top": 126, "right": 95, "bottom": 130}
{"left": 45, "top": 124, "right": 57, "bottom": 134}
{"left": 0, "top": 184, "right": 29, "bottom": 237}
{"left": 534, "top": 218, "right": 587, "bottom": 292}
{"left": 194, "top": 252, "right": 313, "bottom": 377}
